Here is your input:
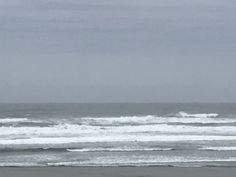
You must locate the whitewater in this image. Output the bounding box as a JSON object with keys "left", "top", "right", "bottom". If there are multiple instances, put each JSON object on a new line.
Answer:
{"left": 0, "top": 103, "right": 236, "bottom": 167}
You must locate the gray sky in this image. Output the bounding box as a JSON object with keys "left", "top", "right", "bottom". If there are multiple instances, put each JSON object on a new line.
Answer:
{"left": 0, "top": 0, "right": 236, "bottom": 103}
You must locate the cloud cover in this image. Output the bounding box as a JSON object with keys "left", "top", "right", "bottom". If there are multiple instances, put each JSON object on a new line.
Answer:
{"left": 0, "top": 0, "right": 236, "bottom": 102}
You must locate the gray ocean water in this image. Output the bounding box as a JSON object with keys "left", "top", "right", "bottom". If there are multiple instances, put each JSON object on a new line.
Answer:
{"left": 1, "top": 103, "right": 236, "bottom": 167}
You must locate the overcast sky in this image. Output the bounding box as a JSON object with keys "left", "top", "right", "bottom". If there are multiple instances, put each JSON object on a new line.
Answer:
{"left": 0, "top": 0, "right": 236, "bottom": 103}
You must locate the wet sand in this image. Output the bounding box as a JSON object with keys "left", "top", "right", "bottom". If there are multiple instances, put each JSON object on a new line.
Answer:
{"left": 0, "top": 167, "right": 236, "bottom": 177}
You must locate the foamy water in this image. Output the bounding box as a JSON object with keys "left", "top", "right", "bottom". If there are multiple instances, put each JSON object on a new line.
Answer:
{"left": 1, "top": 103, "right": 236, "bottom": 167}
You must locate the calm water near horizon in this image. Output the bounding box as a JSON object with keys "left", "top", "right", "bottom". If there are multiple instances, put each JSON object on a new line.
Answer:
{"left": 0, "top": 103, "right": 236, "bottom": 167}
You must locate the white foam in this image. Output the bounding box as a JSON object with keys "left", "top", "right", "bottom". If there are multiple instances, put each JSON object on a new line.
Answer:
{"left": 47, "top": 156, "right": 236, "bottom": 166}
{"left": 1, "top": 122, "right": 236, "bottom": 141}
{"left": 1, "top": 123, "right": 236, "bottom": 138}
{"left": 80, "top": 115, "right": 233, "bottom": 125}
{"left": 0, "top": 162, "right": 42, "bottom": 167}
{"left": 200, "top": 146, "right": 236, "bottom": 151}
{"left": 1, "top": 135, "right": 236, "bottom": 145}
{"left": 0, "top": 124, "right": 97, "bottom": 137}
{"left": 0, "top": 118, "right": 29, "bottom": 123}
{"left": 107, "top": 124, "right": 236, "bottom": 135}
{"left": 177, "top": 112, "right": 218, "bottom": 118}
{"left": 66, "top": 147, "right": 173, "bottom": 152}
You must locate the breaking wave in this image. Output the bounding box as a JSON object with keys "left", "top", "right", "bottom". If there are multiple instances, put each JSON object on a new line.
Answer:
{"left": 1, "top": 112, "right": 236, "bottom": 147}
{"left": 47, "top": 156, "right": 236, "bottom": 167}
{"left": 177, "top": 112, "right": 218, "bottom": 118}
{"left": 1, "top": 112, "right": 236, "bottom": 167}
{"left": 1, "top": 123, "right": 236, "bottom": 138}
{"left": 66, "top": 147, "right": 173, "bottom": 152}
{"left": 0, "top": 118, "right": 29, "bottom": 123}
{"left": 80, "top": 115, "right": 233, "bottom": 126}
{"left": 200, "top": 146, "right": 236, "bottom": 151}
{"left": 1, "top": 135, "right": 236, "bottom": 146}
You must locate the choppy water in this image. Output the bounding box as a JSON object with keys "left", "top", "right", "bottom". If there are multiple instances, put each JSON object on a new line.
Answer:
{"left": 1, "top": 103, "right": 236, "bottom": 167}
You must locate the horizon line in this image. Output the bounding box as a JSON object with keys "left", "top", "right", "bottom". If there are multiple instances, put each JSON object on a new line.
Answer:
{"left": 0, "top": 102, "right": 235, "bottom": 104}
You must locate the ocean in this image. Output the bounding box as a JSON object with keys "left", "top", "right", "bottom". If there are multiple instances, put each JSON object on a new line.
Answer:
{"left": 0, "top": 103, "right": 236, "bottom": 167}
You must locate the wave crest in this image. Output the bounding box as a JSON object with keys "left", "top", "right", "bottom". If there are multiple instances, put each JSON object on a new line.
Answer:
{"left": 200, "top": 146, "right": 236, "bottom": 151}
{"left": 177, "top": 112, "right": 218, "bottom": 118}
{"left": 0, "top": 118, "right": 29, "bottom": 123}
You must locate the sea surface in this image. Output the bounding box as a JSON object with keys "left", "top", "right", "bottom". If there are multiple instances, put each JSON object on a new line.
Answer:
{"left": 0, "top": 103, "right": 236, "bottom": 167}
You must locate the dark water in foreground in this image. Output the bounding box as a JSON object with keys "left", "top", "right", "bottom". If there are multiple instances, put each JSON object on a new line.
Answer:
{"left": 0, "top": 103, "right": 236, "bottom": 167}
{"left": 1, "top": 167, "right": 236, "bottom": 177}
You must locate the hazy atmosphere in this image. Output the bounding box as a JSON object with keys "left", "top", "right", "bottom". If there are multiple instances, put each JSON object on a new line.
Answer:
{"left": 0, "top": 0, "right": 236, "bottom": 103}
